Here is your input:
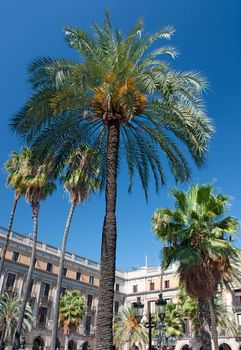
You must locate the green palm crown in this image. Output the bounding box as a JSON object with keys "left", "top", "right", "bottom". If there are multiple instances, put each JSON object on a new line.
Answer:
{"left": 152, "top": 184, "right": 240, "bottom": 299}
{"left": 11, "top": 13, "right": 213, "bottom": 197}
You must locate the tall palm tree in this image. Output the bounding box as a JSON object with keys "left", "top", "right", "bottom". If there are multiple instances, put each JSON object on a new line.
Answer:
{"left": 113, "top": 306, "right": 148, "bottom": 350}
{"left": 59, "top": 290, "right": 85, "bottom": 350}
{"left": 0, "top": 293, "right": 33, "bottom": 348}
{"left": 12, "top": 148, "right": 56, "bottom": 348}
{"left": 152, "top": 184, "right": 240, "bottom": 350}
{"left": 11, "top": 14, "right": 213, "bottom": 349}
{"left": 0, "top": 148, "right": 28, "bottom": 284}
{"left": 51, "top": 147, "right": 99, "bottom": 349}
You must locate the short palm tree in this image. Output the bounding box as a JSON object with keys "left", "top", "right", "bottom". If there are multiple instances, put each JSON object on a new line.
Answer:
{"left": 178, "top": 288, "right": 240, "bottom": 340}
{"left": 114, "top": 306, "right": 148, "bottom": 350}
{"left": 0, "top": 293, "right": 33, "bottom": 348}
{"left": 12, "top": 148, "right": 56, "bottom": 348}
{"left": 59, "top": 290, "right": 85, "bottom": 350}
{"left": 11, "top": 14, "right": 213, "bottom": 349}
{"left": 51, "top": 147, "right": 99, "bottom": 348}
{"left": 165, "top": 302, "right": 184, "bottom": 338}
{"left": 152, "top": 184, "right": 239, "bottom": 350}
{"left": 0, "top": 148, "right": 28, "bottom": 285}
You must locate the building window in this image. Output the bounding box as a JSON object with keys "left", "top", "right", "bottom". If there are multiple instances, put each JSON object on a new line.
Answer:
{"left": 85, "top": 316, "right": 91, "bottom": 335}
{"left": 133, "top": 285, "right": 138, "bottom": 293}
{"left": 6, "top": 273, "right": 16, "bottom": 290}
{"left": 87, "top": 294, "right": 93, "bottom": 310}
{"left": 148, "top": 300, "right": 156, "bottom": 314}
{"left": 76, "top": 271, "right": 81, "bottom": 281}
{"left": 63, "top": 268, "right": 68, "bottom": 277}
{"left": 60, "top": 287, "right": 66, "bottom": 296}
{"left": 30, "top": 279, "right": 34, "bottom": 294}
{"left": 89, "top": 276, "right": 94, "bottom": 285}
{"left": 34, "top": 258, "right": 37, "bottom": 267}
{"left": 38, "top": 307, "right": 48, "bottom": 328}
{"left": 114, "top": 301, "right": 119, "bottom": 315}
{"left": 150, "top": 282, "right": 155, "bottom": 291}
{"left": 46, "top": 262, "right": 53, "bottom": 272}
{"left": 43, "top": 283, "right": 50, "bottom": 299}
{"left": 235, "top": 294, "right": 241, "bottom": 307}
{"left": 115, "top": 283, "right": 120, "bottom": 292}
{"left": 164, "top": 280, "right": 170, "bottom": 289}
{"left": 12, "top": 251, "right": 20, "bottom": 262}
{"left": 237, "top": 314, "right": 241, "bottom": 326}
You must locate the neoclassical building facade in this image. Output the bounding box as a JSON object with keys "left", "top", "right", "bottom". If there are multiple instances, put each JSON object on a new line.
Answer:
{"left": 0, "top": 226, "right": 241, "bottom": 350}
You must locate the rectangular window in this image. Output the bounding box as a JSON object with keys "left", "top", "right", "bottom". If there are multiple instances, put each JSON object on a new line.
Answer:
{"left": 237, "top": 314, "right": 241, "bottom": 326}
{"left": 63, "top": 268, "right": 68, "bottom": 277}
{"left": 150, "top": 282, "right": 155, "bottom": 291}
{"left": 60, "top": 287, "right": 66, "bottom": 296}
{"left": 38, "top": 307, "right": 48, "bottom": 328}
{"left": 183, "top": 319, "right": 189, "bottom": 335}
{"left": 114, "top": 301, "right": 119, "bottom": 315}
{"left": 164, "top": 280, "right": 170, "bottom": 289}
{"left": 43, "top": 283, "right": 50, "bottom": 299}
{"left": 34, "top": 258, "right": 37, "bottom": 267}
{"left": 30, "top": 279, "right": 34, "bottom": 294}
{"left": 148, "top": 301, "right": 156, "bottom": 314}
{"left": 85, "top": 316, "right": 91, "bottom": 335}
{"left": 133, "top": 285, "right": 138, "bottom": 293}
{"left": 115, "top": 283, "right": 120, "bottom": 292}
{"left": 6, "top": 273, "right": 16, "bottom": 290}
{"left": 89, "top": 276, "right": 94, "bottom": 285}
{"left": 76, "top": 271, "right": 81, "bottom": 281}
{"left": 235, "top": 295, "right": 241, "bottom": 307}
{"left": 87, "top": 294, "right": 93, "bottom": 309}
{"left": 46, "top": 262, "right": 53, "bottom": 272}
{"left": 12, "top": 251, "right": 20, "bottom": 262}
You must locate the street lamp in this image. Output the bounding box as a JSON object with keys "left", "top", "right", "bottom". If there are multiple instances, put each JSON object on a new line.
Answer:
{"left": 132, "top": 294, "right": 167, "bottom": 350}
{"left": 155, "top": 293, "right": 167, "bottom": 348}
{"left": 155, "top": 293, "right": 167, "bottom": 321}
{"left": 132, "top": 297, "right": 144, "bottom": 322}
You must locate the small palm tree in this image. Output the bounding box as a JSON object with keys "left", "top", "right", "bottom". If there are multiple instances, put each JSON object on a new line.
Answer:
{"left": 152, "top": 184, "right": 239, "bottom": 350}
{"left": 165, "top": 302, "right": 184, "bottom": 338}
{"left": 11, "top": 13, "right": 213, "bottom": 349}
{"left": 59, "top": 290, "right": 85, "bottom": 350}
{"left": 51, "top": 147, "right": 99, "bottom": 347}
{"left": 0, "top": 148, "right": 28, "bottom": 283}
{"left": 178, "top": 288, "right": 240, "bottom": 340}
{"left": 114, "top": 306, "right": 148, "bottom": 350}
{"left": 12, "top": 148, "right": 56, "bottom": 348}
{"left": 0, "top": 293, "right": 33, "bottom": 348}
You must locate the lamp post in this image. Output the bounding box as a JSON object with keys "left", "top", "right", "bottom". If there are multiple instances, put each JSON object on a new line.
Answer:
{"left": 132, "top": 293, "right": 167, "bottom": 350}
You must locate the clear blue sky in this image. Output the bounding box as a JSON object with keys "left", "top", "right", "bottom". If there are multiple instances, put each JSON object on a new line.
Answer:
{"left": 0, "top": 0, "right": 240, "bottom": 271}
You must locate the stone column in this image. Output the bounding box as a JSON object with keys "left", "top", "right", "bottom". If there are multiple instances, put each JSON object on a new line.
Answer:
{"left": 48, "top": 284, "right": 56, "bottom": 330}
{"left": 0, "top": 270, "right": 7, "bottom": 292}
{"left": 33, "top": 280, "right": 41, "bottom": 322}
{"left": 18, "top": 274, "right": 24, "bottom": 295}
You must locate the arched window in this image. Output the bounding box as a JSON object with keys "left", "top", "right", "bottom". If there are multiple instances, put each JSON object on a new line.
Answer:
{"left": 219, "top": 344, "right": 232, "bottom": 350}
{"left": 68, "top": 340, "right": 76, "bottom": 350}
{"left": 82, "top": 342, "right": 89, "bottom": 350}
{"left": 32, "top": 336, "right": 44, "bottom": 350}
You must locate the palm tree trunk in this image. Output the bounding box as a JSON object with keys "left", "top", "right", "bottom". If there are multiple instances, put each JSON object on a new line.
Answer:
{"left": 209, "top": 297, "right": 219, "bottom": 350}
{"left": 12, "top": 202, "right": 39, "bottom": 349}
{"left": 0, "top": 192, "right": 20, "bottom": 288}
{"left": 51, "top": 202, "right": 76, "bottom": 350}
{"left": 95, "top": 120, "right": 120, "bottom": 350}
{"left": 198, "top": 299, "right": 212, "bottom": 350}
{"left": 64, "top": 334, "right": 69, "bottom": 350}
